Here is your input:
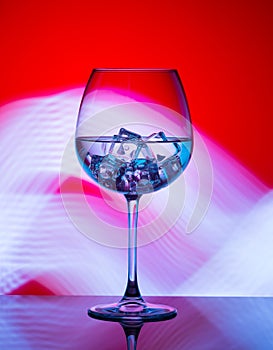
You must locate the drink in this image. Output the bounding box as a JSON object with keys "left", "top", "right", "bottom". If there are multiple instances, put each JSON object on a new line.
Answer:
{"left": 76, "top": 132, "right": 192, "bottom": 195}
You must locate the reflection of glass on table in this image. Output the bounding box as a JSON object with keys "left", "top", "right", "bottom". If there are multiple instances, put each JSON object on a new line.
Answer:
{"left": 1, "top": 296, "right": 273, "bottom": 349}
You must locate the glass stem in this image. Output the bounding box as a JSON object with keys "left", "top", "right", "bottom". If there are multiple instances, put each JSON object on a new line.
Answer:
{"left": 122, "top": 194, "right": 142, "bottom": 300}
{"left": 126, "top": 334, "right": 137, "bottom": 350}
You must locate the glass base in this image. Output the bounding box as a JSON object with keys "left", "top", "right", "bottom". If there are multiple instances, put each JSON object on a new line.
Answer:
{"left": 88, "top": 299, "right": 177, "bottom": 322}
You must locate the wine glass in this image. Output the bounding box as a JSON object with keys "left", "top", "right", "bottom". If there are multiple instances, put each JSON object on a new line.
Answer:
{"left": 75, "top": 68, "right": 193, "bottom": 321}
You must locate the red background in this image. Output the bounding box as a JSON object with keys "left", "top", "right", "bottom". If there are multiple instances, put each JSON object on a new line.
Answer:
{"left": 1, "top": 0, "right": 272, "bottom": 186}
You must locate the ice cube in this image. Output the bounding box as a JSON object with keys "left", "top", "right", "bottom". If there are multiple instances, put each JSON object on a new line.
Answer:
{"left": 90, "top": 155, "right": 104, "bottom": 180}
{"left": 109, "top": 128, "right": 158, "bottom": 162}
{"left": 116, "top": 175, "right": 129, "bottom": 192}
{"left": 110, "top": 140, "right": 139, "bottom": 162}
{"left": 146, "top": 131, "right": 181, "bottom": 164}
{"left": 134, "top": 142, "right": 156, "bottom": 161}
{"left": 108, "top": 128, "right": 142, "bottom": 162}
{"left": 84, "top": 152, "right": 92, "bottom": 167}
{"left": 132, "top": 159, "right": 161, "bottom": 193}
{"left": 116, "top": 143, "right": 126, "bottom": 155}
{"left": 148, "top": 162, "right": 159, "bottom": 181}
{"left": 118, "top": 128, "right": 141, "bottom": 140}
{"left": 146, "top": 131, "right": 167, "bottom": 141}
{"left": 125, "top": 166, "right": 134, "bottom": 180}
{"left": 108, "top": 134, "right": 119, "bottom": 154}
{"left": 100, "top": 154, "right": 124, "bottom": 178}
{"left": 181, "top": 142, "right": 191, "bottom": 170}
{"left": 116, "top": 167, "right": 137, "bottom": 193}
{"left": 159, "top": 155, "right": 182, "bottom": 183}
{"left": 136, "top": 178, "right": 153, "bottom": 193}
{"left": 98, "top": 154, "right": 125, "bottom": 190}
{"left": 133, "top": 169, "right": 142, "bottom": 182}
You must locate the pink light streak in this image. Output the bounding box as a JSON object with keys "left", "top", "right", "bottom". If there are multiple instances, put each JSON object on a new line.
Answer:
{"left": 0, "top": 89, "right": 272, "bottom": 296}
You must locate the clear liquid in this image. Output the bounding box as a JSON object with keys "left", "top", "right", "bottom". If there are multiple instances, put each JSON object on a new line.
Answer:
{"left": 76, "top": 136, "right": 192, "bottom": 195}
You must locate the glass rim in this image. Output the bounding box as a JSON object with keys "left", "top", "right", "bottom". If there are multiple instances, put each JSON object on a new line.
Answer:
{"left": 92, "top": 68, "right": 178, "bottom": 73}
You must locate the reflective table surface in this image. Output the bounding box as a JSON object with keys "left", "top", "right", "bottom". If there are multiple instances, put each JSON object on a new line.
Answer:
{"left": 1, "top": 296, "right": 273, "bottom": 349}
